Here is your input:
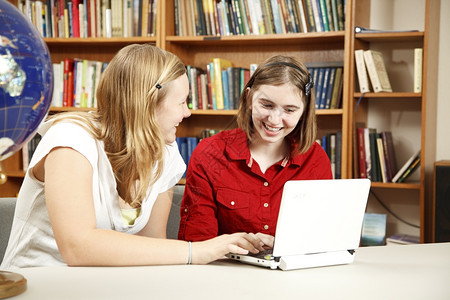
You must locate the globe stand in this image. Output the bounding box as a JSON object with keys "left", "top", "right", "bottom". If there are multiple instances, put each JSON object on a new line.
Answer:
{"left": 0, "top": 271, "right": 27, "bottom": 298}
{"left": 0, "top": 163, "right": 7, "bottom": 185}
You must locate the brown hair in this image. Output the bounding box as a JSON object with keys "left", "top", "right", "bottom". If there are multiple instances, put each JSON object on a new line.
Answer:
{"left": 236, "top": 55, "right": 317, "bottom": 156}
{"left": 49, "top": 44, "right": 186, "bottom": 207}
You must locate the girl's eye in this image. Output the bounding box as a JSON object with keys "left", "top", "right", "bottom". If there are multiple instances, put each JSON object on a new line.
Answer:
{"left": 285, "top": 108, "right": 295, "bottom": 113}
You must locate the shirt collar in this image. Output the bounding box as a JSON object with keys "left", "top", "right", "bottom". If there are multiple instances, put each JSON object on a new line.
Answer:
{"left": 224, "top": 128, "right": 304, "bottom": 168}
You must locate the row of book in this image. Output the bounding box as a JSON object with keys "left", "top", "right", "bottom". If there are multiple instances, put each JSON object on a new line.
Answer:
{"left": 52, "top": 58, "right": 108, "bottom": 108}
{"left": 17, "top": 0, "right": 157, "bottom": 38}
{"left": 175, "top": 0, "right": 346, "bottom": 37}
{"left": 317, "top": 131, "right": 342, "bottom": 179}
{"left": 355, "top": 128, "right": 420, "bottom": 183}
{"left": 186, "top": 58, "right": 254, "bottom": 110}
{"left": 308, "top": 63, "right": 344, "bottom": 109}
{"left": 188, "top": 58, "right": 344, "bottom": 111}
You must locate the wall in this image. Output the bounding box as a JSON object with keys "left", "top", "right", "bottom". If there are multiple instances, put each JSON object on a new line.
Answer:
{"left": 436, "top": 0, "right": 450, "bottom": 161}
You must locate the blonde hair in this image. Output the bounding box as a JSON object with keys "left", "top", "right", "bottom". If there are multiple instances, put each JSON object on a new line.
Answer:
{"left": 236, "top": 55, "right": 317, "bottom": 155}
{"left": 49, "top": 44, "right": 186, "bottom": 207}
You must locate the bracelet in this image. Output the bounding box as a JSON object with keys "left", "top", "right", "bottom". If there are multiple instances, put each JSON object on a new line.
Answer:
{"left": 187, "top": 241, "right": 192, "bottom": 265}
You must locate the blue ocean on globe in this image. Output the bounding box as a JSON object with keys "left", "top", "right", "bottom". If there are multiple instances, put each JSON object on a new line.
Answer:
{"left": 0, "top": 0, "right": 53, "bottom": 161}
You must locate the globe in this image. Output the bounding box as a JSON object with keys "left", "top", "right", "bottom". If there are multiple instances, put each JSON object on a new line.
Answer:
{"left": 0, "top": 0, "right": 53, "bottom": 163}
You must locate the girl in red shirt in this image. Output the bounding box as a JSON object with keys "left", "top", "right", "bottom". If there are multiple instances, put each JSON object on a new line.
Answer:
{"left": 179, "top": 55, "right": 332, "bottom": 243}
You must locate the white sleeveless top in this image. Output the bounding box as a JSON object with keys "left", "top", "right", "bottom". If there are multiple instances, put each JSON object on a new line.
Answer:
{"left": 1, "top": 120, "right": 185, "bottom": 269}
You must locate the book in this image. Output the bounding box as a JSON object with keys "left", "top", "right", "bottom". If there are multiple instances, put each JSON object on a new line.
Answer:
{"left": 392, "top": 149, "right": 421, "bottom": 183}
{"left": 381, "top": 131, "right": 397, "bottom": 183}
{"left": 397, "top": 154, "right": 420, "bottom": 183}
{"left": 329, "top": 66, "right": 342, "bottom": 109}
{"left": 62, "top": 58, "right": 74, "bottom": 107}
{"left": 354, "top": 49, "right": 370, "bottom": 93}
{"left": 414, "top": 48, "right": 423, "bottom": 93}
{"left": 296, "top": 0, "right": 308, "bottom": 33}
{"left": 376, "top": 134, "right": 387, "bottom": 183}
{"left": 361, "top": 213, "right": 387, "bottom": 246}
{"left": 364, "top": 128, "right": 376, "bottom": 180}
{"left": 314, "top": 67, "right": 325, "bottom": 108}
{"left": 335, "top": 131, "right": 342, "bottom": 179}
{"left": 386, "top": 233, "right": 420, "bottom": 245}
{"left": 303, "top": 0, "right": 316, "bottom": 32}
{"left": 212, "top": 58, "right": 233, "bottom": 110}
{"left": 323, "top": 67, "right": 336, "bottom": 109}
{"left": 356, "top": 127, "right": 367, "bottom": 178}
{"left": 319, "top": 67, "right": 331, "bottom": 109}
{"left": 354, "top": 26, "right": 419, "bottom": 34}
{"left": 363, "top": 50, "right": 392, "bottom": 93}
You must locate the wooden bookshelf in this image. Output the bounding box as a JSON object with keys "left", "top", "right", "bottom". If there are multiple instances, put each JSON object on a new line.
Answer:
{"left": 1, "top": 0, "right": 441, "bottom": 245}
{"left": 348, "top": 0, "right": 439, "bottom": 242}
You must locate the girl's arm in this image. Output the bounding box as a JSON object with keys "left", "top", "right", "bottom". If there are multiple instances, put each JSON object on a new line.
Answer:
{"left": 138, "top": 187, "right": 174, "bottom": 238}
{"left": 41, "top": 147, "right": 263, "bottom": 266}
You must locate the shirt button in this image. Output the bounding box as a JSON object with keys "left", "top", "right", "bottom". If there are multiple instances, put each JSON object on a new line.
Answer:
{"left": 263, "top": 182, "right": 269, "bottom": 187}
{"left": 231, "top": 201, "right": 235, "bottom": 206}
{"left": 264, "top": 203, "right": 269, "bottom": 208}
{"left": 184, "top": 208, "right": 188, "bottom": 213}
{"left": 264, "top": 225, "right": 269, "bottom": 230}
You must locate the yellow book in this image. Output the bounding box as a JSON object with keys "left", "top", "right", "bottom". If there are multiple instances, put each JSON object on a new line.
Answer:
{"left": 212, "top": 58, "right": 233, "bottom": 110}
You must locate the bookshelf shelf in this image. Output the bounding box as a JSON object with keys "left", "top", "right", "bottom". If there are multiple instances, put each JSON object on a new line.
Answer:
{"left": 353, "top": 92, "right": 422, "bottom": 99}
{"left": 4, "top": 171, "right": 26, "bottom": 178}
{"left": 316, "top": 109, "right": 344, "bottom": 115}
{"left": 50, "top": 107, "right": 95, "bottom": 113}
{"left": 355, "top": 31, "right": 424, "bottom": 43}
{"left": 190, "top": 110, "right": 237, "bottom": 116}
{"left": 371, "top": 182, "right": 421, "bottom": 190}
{"left": 166, "top": 31, "right": 346, "bottom": 46}
{"left": 44, "top": 37, "right": 157, "bottom": 46}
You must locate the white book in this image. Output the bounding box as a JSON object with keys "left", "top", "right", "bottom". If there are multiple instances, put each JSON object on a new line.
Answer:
{"left": 253, "top": 0, "right": 265, "bottom": 34}
{"left": 354, "top": 49, "right": 370, "bottom": 93}
{"left": 363, "top": 50, "right": 392, "bottom": 92}
{"left": 74, "top": 60, "right": 83, "bottom": 107}
{"left": 414, "top": 48, "right": 423, "bottom": 93}
{"left": 105, "top": 8, "right": 112, "bottom": 38}
{"left": 79, "top": 3, "right": 85, "bottom": 38}
{"left": 51, "top": 63, "right": 62, "bottom": 107}
{"left": 246, "top": 0, "right": 258, "bottom": 35}
{"left": 35, "top": 1, "right": 44, "bottom": 36}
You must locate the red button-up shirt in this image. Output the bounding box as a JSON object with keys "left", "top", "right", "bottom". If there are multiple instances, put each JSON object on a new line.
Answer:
{"left": 178, "top": 128, "right": 332, "bottom": 241}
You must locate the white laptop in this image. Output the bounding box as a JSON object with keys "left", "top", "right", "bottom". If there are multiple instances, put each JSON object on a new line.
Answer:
{"left": 226, "top": 179, "right": 371, "bottom": 271}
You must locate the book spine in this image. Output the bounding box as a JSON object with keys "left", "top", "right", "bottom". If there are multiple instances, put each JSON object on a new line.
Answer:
{"left": 357, "top": 127, "right": 367, "bottom": 178}
{"left": 354, "top": 49, "right": 370, "bottom": 93}
{"left": 324, "top": 67, "right": 336, "bottom": 109}
{"left": 414, "top": 48, "right": 423, "bottom": 93}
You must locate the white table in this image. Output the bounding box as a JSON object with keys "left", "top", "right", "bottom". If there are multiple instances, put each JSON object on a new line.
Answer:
{"left": 7, "top": 242, "right": 450, "bottom": 300}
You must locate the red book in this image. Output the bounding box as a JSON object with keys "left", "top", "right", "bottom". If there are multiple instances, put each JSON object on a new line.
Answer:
{"left": 72, "top": 0, "right": 80, "bottom": 37}
{"left": 357, "top": 127, "right": 367, "bottom": 178}
{"left": 63, "top": 58, "right": 74, "bottom": 107}
{"left": 197, "top": 73, "right": 203, "bottom": 110}
{"left": 86, "top": 0, "right": 91, "bottom": 37}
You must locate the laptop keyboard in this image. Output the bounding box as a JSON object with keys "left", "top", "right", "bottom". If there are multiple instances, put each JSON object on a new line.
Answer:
{"left": 249, "top": 249, "right": 273, "bottom": 259}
